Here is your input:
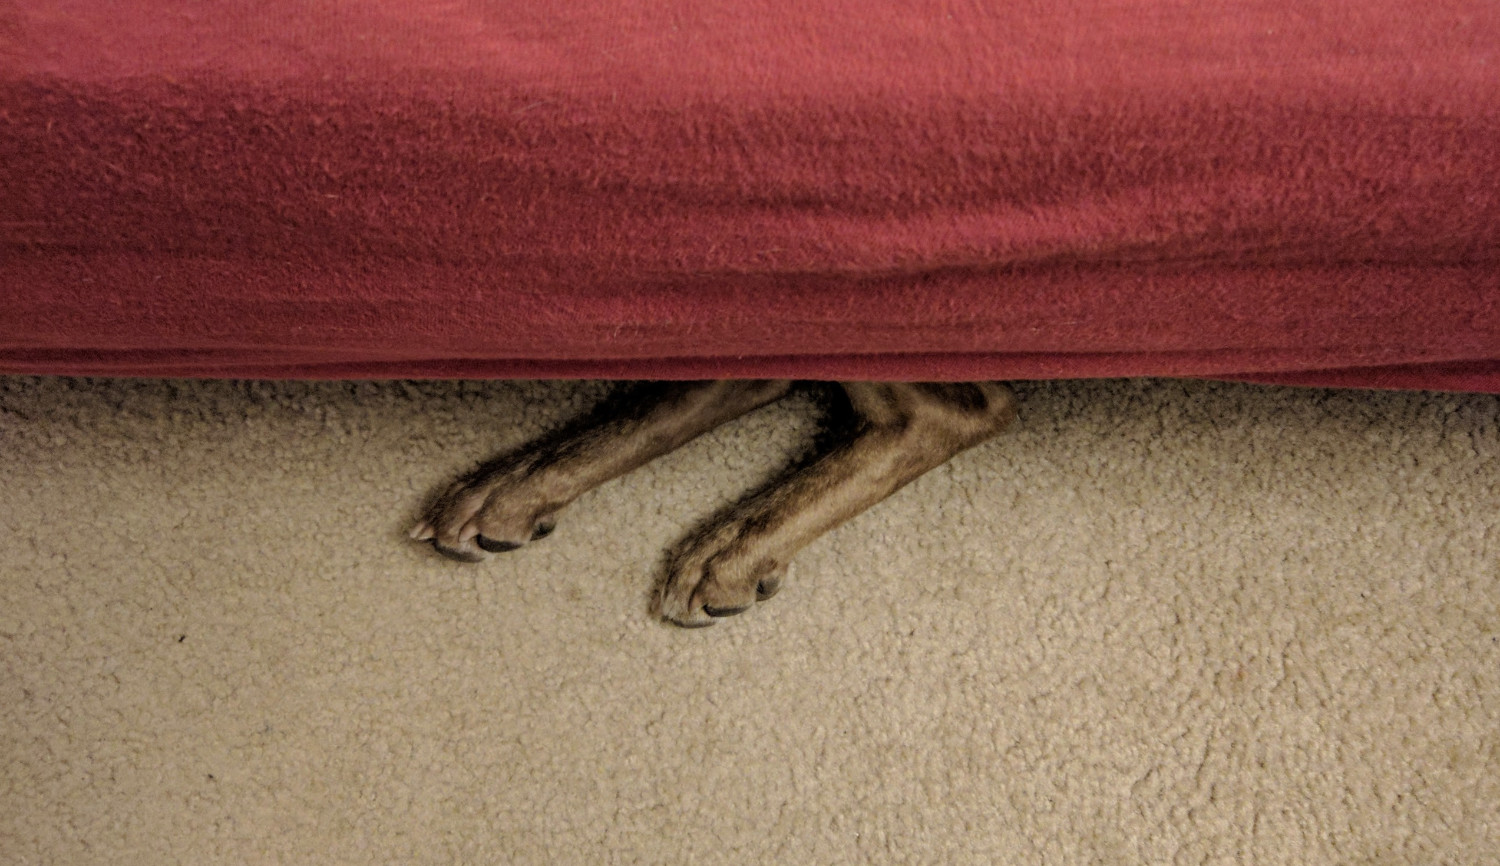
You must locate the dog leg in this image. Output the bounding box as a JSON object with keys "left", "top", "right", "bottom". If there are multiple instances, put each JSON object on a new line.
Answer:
{"left": 655, "top": 382, "right": 1016, "bottom": 627}
{"left": 412, "top": 380, "right": 793, "bottom": 562}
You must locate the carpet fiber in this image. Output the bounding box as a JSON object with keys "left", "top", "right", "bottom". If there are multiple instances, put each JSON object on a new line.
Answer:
{"left": 2, "top": 377, "right": 1497, "bottom": 863}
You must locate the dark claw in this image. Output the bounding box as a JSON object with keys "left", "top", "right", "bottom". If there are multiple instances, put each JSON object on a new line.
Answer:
{"left": 430, "top": 541, "right": 485, "bottom": 563}
{"left": 703, "top": 604, "right": 751, "bottom": 618}
{"left": 475, "top": 535, "right": 522, "bottom": 553}
{"left": 531, "top": 523, "right": 555, "bottom": 540}
{"left": 667, "top": 617, "right": 717, "bottom": 629}
{"left": 756, "top": 577, "right": 782, "bottom": 600}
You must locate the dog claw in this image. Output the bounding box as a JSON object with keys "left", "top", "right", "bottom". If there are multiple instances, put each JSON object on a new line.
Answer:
{"left": 703, "top": 604, "right": 751, "bottom": 618}
{"left": 475, "top": 535, "right": 522, "bottom": 553}
{"left": 430, "top": 541, "right": 485, "bottom": 563}
{"left": 409, "top": 522, "right": 435, "bottom": 541}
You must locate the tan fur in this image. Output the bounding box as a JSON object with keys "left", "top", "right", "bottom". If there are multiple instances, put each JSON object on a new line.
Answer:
{"left": 411, "top": 381, "right": 1016, "bottom": 626}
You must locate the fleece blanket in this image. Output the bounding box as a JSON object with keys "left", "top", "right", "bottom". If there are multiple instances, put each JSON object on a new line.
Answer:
{"left": 2, "top": 1, "right": 1499, "bottom": 388}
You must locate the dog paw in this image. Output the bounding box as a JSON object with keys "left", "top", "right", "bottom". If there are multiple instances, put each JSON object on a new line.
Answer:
{"left": 409, "top": 472, "right": 559, "bottom": 563}
{"left": 654, "top": 520, "right": 789, "bottom": 627}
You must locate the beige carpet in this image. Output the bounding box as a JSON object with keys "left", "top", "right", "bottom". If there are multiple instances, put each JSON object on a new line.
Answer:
{"left": 2, "top": 376, "right": 1496, "bottom": 864}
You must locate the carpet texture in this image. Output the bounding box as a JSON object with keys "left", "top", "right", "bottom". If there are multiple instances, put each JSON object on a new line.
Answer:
{"left": 2, "top": 376, "right": 1497, "bottom": 864}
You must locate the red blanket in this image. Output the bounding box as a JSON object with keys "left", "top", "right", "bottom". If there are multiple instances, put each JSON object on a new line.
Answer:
{"left": 4, "top": 1, "right": 1498, "bottom": 390}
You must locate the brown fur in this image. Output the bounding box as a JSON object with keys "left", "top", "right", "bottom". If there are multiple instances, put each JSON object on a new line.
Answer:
{"left": 410, "top": 381, "right": 1016, "bottom": 627}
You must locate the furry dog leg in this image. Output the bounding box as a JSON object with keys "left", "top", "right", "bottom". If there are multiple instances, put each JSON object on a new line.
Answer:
{"left": 655, "top": 382, "right": 1016, "bottom": 627}
{"left": 412, "top": 380, "right": 793, "bottom": 562}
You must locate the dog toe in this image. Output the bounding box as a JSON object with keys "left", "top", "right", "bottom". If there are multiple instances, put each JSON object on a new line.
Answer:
{"left": 412, "top": 468, "right": 564, "bottom": 563}
{"left": 656, "top": 521, "right": 788, "bottom": 627}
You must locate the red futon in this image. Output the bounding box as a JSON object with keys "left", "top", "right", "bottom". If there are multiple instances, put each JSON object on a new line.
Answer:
{"left": 3, "top": 1, "right": 1497, "bottom": 390}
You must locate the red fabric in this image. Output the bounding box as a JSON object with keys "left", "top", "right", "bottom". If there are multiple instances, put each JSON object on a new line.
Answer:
{"left": 3, "top": 1, "right": 1498, "bottom": 389}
